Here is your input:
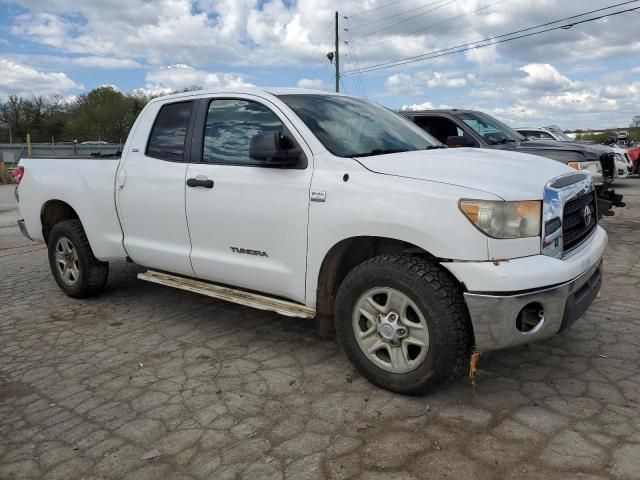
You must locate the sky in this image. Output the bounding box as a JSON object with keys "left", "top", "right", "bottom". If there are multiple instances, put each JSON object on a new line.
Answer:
{"left": 0, "top": 0, "right": 639, "bottom": 130}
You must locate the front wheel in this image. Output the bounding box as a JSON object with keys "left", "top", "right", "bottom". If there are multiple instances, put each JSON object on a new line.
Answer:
{"left": 335, "top": 256, "right": 472, "bottom": 395}
{"left": 48, "top": 219, "right": 109, "bottom": 298}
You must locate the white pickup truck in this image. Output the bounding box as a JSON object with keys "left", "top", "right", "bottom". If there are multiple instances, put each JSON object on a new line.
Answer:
{"left": 15, "top": 88, "right": 606, "bottom": 394}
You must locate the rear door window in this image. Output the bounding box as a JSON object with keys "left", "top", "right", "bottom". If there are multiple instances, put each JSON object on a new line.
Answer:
{"left": 147, "top": 101, "right": 194, "bottom": 161}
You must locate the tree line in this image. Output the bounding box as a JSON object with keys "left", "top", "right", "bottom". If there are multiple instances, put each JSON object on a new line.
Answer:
{"left": 2, "top": 86, "right": 639, "bottom": 146}
{"left": 0, "top": 86, "right": 157, "bottom": 145}
{"left": 571, "top": 115, "right": 640, "bottom": 144}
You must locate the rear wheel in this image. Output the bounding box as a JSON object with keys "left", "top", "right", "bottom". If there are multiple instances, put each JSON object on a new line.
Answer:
{"left": 335, "top": 255, "right": 472, "bottom": 395}
{"left": 48, "top": 219, "right": 108, "bottom": 298}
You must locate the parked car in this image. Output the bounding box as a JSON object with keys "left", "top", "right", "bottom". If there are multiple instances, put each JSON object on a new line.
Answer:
{"left": 515, "top": 127, "right": 632, "bottom": 180}
{"left": 402, "top": 109, "right": 623, "bottom": 215}
{"left": 628, "top": 145, "right": 640, "bottom": 174}
{"left": 609, "top": 144, "right": 633, "bottom": 178}
{"left": 80, "top": 140, "right": 110, "bottom": 145}
{"left": 515, "top": 126, "right": 574, "bottom": 142}
{"left": 15, "top": 89, "right": 606, "bottom": 395}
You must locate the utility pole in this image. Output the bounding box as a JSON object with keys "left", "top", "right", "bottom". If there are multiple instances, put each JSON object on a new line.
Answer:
{"left": 334, "top": 11, "right": 340, "bottom": 93}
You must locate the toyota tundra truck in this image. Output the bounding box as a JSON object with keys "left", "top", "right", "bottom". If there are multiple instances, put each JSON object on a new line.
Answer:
{"left": 15, "top": 89, "right": 606, "bottom": 395}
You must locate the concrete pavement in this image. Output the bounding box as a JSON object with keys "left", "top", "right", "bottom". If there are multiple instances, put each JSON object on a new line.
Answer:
{"left": 1, "top": 181, "right": 639, "bottom": 479}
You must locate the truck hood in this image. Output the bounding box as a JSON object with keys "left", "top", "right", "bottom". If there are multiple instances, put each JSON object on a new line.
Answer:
{"left": 355, "top": 148, "right": 574, "bottom": 201}
{"left": 488, "top": 139, "right": 602, "bottom": 161}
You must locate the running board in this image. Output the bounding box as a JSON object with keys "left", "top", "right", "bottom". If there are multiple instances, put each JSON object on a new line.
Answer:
{"left": 137, "top": 270, "right": 316, "bottom": 319}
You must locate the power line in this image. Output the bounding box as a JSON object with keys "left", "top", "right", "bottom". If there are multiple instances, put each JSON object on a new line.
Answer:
{"left": 351, "top": 0, "right": 457, "bottom": 40}
{"left": 349, "top": 0, "right": 638, "bottom": 70}
{"left": 355, "top": 0, "right": 507, "bottom": 54}
{"left": 346, "top": 0, "right": 415, "bottom": 18}
{"left": 340, "top": 76, "right": 349, "bottom": 94}
{"left": 344, "top": 2, "right": 639, "bottom": 75}
{"left": 345, "top": 17, "right": 369, "bottom": 97}
{"left": 347, "top": 0, "right": 451, "bottom": 30}
{"left": 344, "top": 18, "right": 367, "bottom": 98}
{"left": 344, "top": 51, "right": 363, "bottom": 96}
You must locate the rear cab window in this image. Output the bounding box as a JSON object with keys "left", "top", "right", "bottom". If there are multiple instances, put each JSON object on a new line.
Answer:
{"left": 146, "top": 101, "right": 194, "bottom": 161}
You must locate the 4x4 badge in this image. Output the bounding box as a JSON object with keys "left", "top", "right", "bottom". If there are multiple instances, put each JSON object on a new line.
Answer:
{"left": 311, "top": 191, "right": 326, "bottom": 202}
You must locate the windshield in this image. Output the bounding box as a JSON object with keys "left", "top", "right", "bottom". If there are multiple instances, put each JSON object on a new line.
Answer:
{"left": 457, "top": 112, "right": 526, "bottom": 144}
{"left": 547, "top": 128, "right": 573, "bottom": 141}
{"left": 277, "top": 94, "right": 440, "bottom": 157}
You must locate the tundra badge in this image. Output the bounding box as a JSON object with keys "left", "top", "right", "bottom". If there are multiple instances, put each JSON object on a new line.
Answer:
{"left": 230, "top": 247, "right": 269, "bottom": 257}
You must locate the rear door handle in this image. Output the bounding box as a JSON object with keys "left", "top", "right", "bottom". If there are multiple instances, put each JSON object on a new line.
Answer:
{"left": 187, "top": 177, "right": 214, "bottom": 188}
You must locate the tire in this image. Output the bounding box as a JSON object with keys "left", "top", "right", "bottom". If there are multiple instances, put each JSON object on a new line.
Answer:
{"left": 335, "top": 255, "right": 472, "bottom": 395}
{"left": 47, "top": 219, "right": 109, "bottom": 298}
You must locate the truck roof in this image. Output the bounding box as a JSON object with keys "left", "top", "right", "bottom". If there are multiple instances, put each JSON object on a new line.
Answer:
{"left": 401, "top": 109, "right": 478, "bottom": 115}
{"left": 147, "top": 87, "right": 345, "bottom": 104}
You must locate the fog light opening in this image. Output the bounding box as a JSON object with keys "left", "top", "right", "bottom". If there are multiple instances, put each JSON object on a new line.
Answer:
{"left": 516, "top": 302, "right": 544, "bottom": 333}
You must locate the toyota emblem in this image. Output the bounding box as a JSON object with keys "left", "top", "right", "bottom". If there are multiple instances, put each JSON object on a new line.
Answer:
{"left": 583, "top": 204, "right": 593, "bottom": 227}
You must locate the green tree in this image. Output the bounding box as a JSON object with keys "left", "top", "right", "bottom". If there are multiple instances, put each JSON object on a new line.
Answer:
{"left": 65, "top": 86, "right": 137, "bottom": 143}
{"left": 0, "top": 95, "right": 74, "bottom": 143}
{"left": 0, "top": 95, "right": 28, "bottom": 143}
{"left": 576, "top": 130, "right": 616, "bottom": 143}
{"left": 41, "top": 96, "right": 71, "bottom": 143}
{"left": 630, "top": 115, "right": 640, "bottom": 141}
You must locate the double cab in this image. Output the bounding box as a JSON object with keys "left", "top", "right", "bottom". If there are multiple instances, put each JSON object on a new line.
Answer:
{"left": 15, "top": 89, "right": 606, "bottom": 394}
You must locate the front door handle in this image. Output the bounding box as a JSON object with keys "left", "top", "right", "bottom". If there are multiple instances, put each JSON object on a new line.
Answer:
{"left": 187, "top": 177, "right": 214, "bottom": 188}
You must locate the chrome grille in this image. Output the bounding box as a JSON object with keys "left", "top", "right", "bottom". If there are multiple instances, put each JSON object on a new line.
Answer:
{"left": 542, "top": 173, "right": 595, "bottom": 259}
{"left": 562, "top": 191, "right": 597, "bottom": 253}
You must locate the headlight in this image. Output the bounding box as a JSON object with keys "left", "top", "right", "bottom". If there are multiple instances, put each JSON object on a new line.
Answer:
{"left": 568, "top": 160, "right": 603, "bottom": 185}
{"left": 459, "top": 200, "right": 541, "bottom": 239}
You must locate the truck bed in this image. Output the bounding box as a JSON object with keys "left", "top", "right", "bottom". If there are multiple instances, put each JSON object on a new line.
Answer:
{"left": 17, "top": 157, "right": 127, "bottom": 261}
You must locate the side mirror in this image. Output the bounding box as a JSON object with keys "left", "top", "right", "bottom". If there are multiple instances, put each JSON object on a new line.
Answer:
{"left": 446, "top": 135, "right": 476, "bottom": 148}
{"left": 249, "top": 131, "right": 301, "bottom": 167}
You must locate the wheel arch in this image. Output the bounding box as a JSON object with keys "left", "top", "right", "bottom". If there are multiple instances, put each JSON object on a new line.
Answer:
{"left": 316, "top": 236, "right": 441, "bottom": 318}
{"left": 41, "top": 200, "right": 80, "bottom": 245}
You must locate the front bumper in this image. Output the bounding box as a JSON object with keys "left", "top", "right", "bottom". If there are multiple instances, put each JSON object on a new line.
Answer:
{"left": 464, "top": 258, "right": 602, "bottom": 352}
{"left": 17, "top": 219, "right": 33, "bottom": 241}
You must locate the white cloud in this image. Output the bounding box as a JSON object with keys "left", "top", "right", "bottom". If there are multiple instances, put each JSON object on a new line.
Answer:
{"left": 72, "top": 56, "right": 141, "bottom": 69}
{"left": 465, "top": 43, "right": 499, "bottom": 64}
{"left": 0, "top": 57, "right": 81, "bottom": 98}
{"left": 601, "top": 83, "right": 640, "bottom": 99}
{"left": 386, "top": 74, "right": 421, "bottom": 96}
{"left": 538, "top": 91, "right": 617, "bottom": 112}
{"left": 4, "top": 0, "right": 640, "bottom": 129}
{"left": 8, "top": 0, "right": 639, "bottom": 71}
{"left": 386, "top": 71, "right": 472, "bottom": 95}
{"left": 12, "top": 12, "right": 74, "bottom": 49}
{"left": 142, "top": 64, "right": 253, "bottom": 92}
{"left": 488, "top": 104, "right": 540, "bottom": 123}
{"left": 130, "top": 86, "right": 174, "bottom": 98}
{"left": 518, "top": 64, "right": 576, "bottom": 91}
{"left": 296, "top": 78, "right": 327, "bottom": 90}
{"left": 400, "top": 101, "right": 434, "bottom": 111}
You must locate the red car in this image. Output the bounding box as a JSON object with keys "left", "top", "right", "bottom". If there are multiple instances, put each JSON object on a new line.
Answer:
{"left": 628, "top": 146, "right": 640, "bottom": 174}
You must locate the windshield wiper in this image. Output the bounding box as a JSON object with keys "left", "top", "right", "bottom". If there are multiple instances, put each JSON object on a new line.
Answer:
{"left": 489, "top": 138, "right": 518, "bottom": 145}
{"left": 425, "top": 145, "right": 447, "bottom": 150}
{"left": 351, "top": 148, "right": 410, "bottom": 157}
